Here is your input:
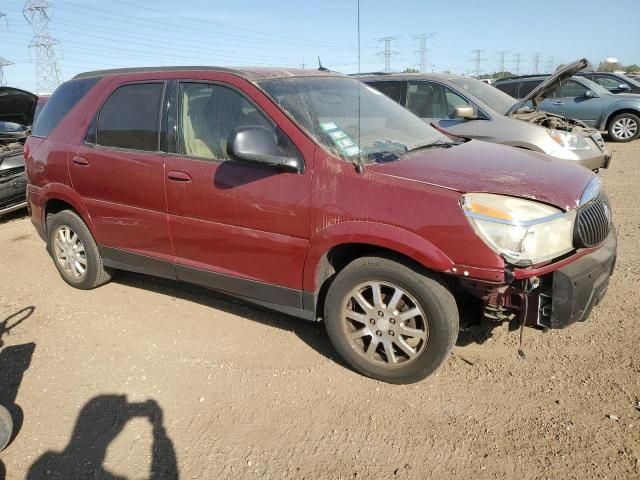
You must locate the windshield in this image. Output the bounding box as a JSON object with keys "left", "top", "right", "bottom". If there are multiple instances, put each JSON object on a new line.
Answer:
{"left": 257, "top": 76, "right": 450, "bottom": 164}
{"left": 448, "top": 77, "right": 518, "bottom": 115}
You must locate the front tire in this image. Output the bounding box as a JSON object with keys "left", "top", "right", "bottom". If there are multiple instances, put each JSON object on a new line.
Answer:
{"left": 607, "top": 113, "right": 640, "bottom": 142}
{"left": 46, "top": 210, "right": 113, "bottom": 289}
{"left": 324, "top": 256, "right": 459, "bottom": 384}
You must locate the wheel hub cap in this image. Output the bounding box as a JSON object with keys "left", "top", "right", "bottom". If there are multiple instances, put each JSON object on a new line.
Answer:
{"left": 53, "top": 225, "right": 87, "bottom": 280}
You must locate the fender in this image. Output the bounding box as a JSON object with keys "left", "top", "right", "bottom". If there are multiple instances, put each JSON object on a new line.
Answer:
{"left": 36, "top": 182, "right": 95, "bottom": 236}
{"left": 601, "top": 101, "right": 640, "bottom": 130}
{"left": 303, "top": 221, "right": 454, "bottom": 292}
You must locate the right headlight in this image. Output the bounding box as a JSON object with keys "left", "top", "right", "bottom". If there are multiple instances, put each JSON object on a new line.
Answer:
{"left": 548, "top": 129, "right": 592, "bottom": 151}
{"left": 462, "top": 193, "right": 576, "bottom": 266}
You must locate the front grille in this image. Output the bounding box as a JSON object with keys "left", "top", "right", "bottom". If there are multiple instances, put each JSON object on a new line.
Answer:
{"left": 574, "top": 198, "right": 611, "bottom": 248}
{"left": 0, "top": 166, "right": 25, "bottom": 179}
{"left": 0, "top": 192, "right": 26, "bottom": 209}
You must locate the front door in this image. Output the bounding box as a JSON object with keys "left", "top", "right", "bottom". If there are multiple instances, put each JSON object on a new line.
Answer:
{"left": 539, "top": 80, "right": 603, "bottom": 128}
{"left": 70, "top": 82, "right": 175, "bottom": 268}
{"left": 164, "top": 79, "right": 312, "bottom": 308}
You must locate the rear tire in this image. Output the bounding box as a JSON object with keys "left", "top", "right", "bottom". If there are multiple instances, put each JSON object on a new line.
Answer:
{"left": 324, "top": 256, "right": 459, "bottom": 384}
{"left": 46, "top": 210, "right": 113, "bottom": 289}
{"left": 607, "top": 113, "right": 640, "bottom": 142}
{"left": 0, "top": 405, "right": 12, "bottom": 452}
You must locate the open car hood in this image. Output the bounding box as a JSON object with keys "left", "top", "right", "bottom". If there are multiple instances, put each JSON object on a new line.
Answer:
{"left": 507, "top": 58, "right": 587, "bottom": 114}
{"left": 0, "top": 87, "right": 38, "bottom": 127}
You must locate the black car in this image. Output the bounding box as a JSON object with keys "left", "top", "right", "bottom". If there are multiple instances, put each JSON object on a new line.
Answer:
{"left": 0, "top": 87, "right": 38, "bottom": 217}
{"left": 576, "top": 72, "right": 640, "bottom": 94}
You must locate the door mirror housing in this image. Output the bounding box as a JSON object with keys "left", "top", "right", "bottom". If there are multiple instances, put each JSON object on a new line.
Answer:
{"left": 453, "top": 105, "right": 475, "bottom": 119}
{"left": 584, "top": 90, "right": 598, "bottom": 98}
{"left": 229, "top": 125, "right": 302, "bottom": 173}
{"left": 618, "top": 83, "right": 631, "bottom": 91}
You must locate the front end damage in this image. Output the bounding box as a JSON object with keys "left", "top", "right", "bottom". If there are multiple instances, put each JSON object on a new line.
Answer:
{"left": 459, "top": 229, "right": 616, "bottom": 330}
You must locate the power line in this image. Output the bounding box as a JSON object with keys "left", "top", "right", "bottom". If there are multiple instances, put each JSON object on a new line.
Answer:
{"left": 376, "top": 36, "right": 399, "bottom": 73}
{"left": 513, "top": 53, "right": 523, "bottom": 75}
{"left": 23, "top": 0, "right": 62, "bottom": 93}
{"left": 413, "top": 33, "right": 435, "bottom": 72}
{"left": 470, "top": 49, "right": 487, "bottom": 78}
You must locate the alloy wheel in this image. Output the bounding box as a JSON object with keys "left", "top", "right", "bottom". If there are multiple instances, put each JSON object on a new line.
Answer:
{"left": 341, "top": 281, "right": 428, "bottom": 367}
{"left": 53, "top": 225, "right": 88, "bottom": 280}
{"left": 612, "top": 117, "right": 638, "bottom": 140}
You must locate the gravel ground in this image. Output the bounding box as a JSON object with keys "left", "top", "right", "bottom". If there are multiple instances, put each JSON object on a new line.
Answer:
{"left": 0, "top": 141, "right": 639, "bottom": 480}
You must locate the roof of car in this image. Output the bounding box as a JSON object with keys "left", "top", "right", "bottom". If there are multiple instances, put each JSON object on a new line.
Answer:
{"left": 492, "top": 74, "right": 551, "bottom": 83}
{"left": 352, "top": 72, "right": 474, "bottom": 82}
{"left": 72, "top": 66, "right": 344, "bottom": 82}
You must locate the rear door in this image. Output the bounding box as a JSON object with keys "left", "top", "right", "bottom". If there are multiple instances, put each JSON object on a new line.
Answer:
{"left": 70, "top": 81, "right": 175, "bottom": 271}
{"left": 164, "top": 77, "right": 312, "bottom": 307}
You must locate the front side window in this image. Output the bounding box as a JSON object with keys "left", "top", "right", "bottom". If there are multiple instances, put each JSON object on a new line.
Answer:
{"left": 557, "top": 80, "right": 587, "bottom": 98}
{"left": 96, "top": 83, "right": 164, "bottom": 151}
{"left": 449, "top": 77, "right": 518, "bottom": 115}
{"left": 258, "top": 77, "right": 449, "bottom": 164}
{"left": 178, "top": 82, "right": 272, "bottom": 161}
{"left": 406, "top": 82, "right": 468, "bottom": 119}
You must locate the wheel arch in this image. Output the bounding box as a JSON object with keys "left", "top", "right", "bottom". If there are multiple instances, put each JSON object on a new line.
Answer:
{"left": 40, "top": 184, "right": 94, "bottom": 237}
{"left": 603, "top": 108, "right": 640, "bottom": 130}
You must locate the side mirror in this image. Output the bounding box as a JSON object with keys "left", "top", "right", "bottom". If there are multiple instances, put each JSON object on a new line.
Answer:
{"left": 618, "top": 83, "right": 631, "bottom": 91}
{"left": 584, "top": 90, "right": 597, "bottom": 98}
{"left": 453, "top": 105, "right": 475, "bottom": 119}
{"left": 229, "top": 125, "right": 302, "bottom": 173}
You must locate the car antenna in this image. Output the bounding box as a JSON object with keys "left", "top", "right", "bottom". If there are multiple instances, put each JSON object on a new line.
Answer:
{"left": 318, "top": 56, "right": 328, "bottom": 71}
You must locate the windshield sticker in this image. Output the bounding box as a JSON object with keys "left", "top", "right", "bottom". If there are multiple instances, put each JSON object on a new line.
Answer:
{"left": 320, "top": 122, "right": 361, "bottom": 157}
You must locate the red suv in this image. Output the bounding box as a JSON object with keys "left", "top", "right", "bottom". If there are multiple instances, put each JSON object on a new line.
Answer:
{"left": 25, "top": 67, "right": 616, "bottom": 383}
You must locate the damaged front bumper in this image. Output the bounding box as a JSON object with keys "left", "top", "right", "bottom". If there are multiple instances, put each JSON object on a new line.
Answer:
{"left": 460, "top": 228, "right": 617, "bottom": 329}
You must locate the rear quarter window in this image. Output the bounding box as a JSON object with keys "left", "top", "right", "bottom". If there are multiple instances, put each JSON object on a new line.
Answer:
{"left": 32, "top": 77, "right": 99, "bottom": 137}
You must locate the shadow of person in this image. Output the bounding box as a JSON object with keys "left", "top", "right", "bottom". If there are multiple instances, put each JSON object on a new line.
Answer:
{"left": 26, "top": 395, "right": 179, "bottom": 480}
{"left": 0, "top": 306, "right": 36, "bottom": 471}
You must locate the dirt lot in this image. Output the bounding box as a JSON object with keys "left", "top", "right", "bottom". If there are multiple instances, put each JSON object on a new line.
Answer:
{"left": 0, "top": 141, "right": 639, "bottom": 480}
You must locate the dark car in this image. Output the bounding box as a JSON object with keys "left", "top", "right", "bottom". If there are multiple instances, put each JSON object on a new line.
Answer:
{"left": 494, "top": 67, "right": 640, "bottom": 142}
{"left": 0, "top": 87, "right": 40, "bottom": 217}
{"left": 26, "top": 67, "right": 616, "bottom": 383}
{"left": 576, "top": 72, "right": 640, "bottom": 94}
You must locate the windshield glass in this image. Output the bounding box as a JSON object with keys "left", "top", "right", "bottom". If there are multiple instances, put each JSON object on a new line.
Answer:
{"left": 257, "top": 77, "right": 450, "bottom": 164}
{"left": 449, "top": 77, "right": 518, "bottom": 115}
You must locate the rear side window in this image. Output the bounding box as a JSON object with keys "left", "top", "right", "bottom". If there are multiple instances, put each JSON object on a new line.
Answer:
{"left": 517, "top": 81, "right": 541, "bottom": 98}
{"left": 367, "top": 81, "right": 404, "bottom": 104}
{"left": 496, "top": 82, "right": 518, "bottom": 98}
{"left": 32, "top": 78, "right": 99, "bottom": 137}
{"left": 96, "top": 83, "right": 164, "bottom": 151}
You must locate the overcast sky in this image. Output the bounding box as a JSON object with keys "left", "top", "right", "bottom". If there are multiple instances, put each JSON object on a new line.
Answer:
{"left": 2, "top": 0, "right": 639, "bottom": 91}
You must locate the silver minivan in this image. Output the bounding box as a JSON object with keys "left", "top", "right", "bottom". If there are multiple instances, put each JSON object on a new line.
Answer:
{"left": 356, "top": 61, "right": 611, "bottom": 170}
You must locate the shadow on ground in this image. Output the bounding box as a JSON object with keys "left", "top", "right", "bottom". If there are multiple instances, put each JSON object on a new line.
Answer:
{"left": 0, "top": 306, "right": 36, "bottom": 480}
{"left": 26, "top": 395, "right": 179, "bottom": 480}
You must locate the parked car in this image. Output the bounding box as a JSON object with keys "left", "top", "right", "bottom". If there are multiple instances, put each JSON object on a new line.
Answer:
{"left": 26, "top": 67, "right": 616, "bottom": 383}
{"left": 493, "top": 63, "right": 640, "bottom": 142}
{"left": 576, "top": 71, "right": 640, "bottom": 94}
{"left": 0, "top": 87, "right": 39, "bottom": 217}
{"left": 356, "top": 60, "right": 611, "bottom": 171}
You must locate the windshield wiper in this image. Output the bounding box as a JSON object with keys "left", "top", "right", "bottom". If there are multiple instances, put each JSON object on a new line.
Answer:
{"left": 406, "top": 140, "right": 459, "bottom": 153}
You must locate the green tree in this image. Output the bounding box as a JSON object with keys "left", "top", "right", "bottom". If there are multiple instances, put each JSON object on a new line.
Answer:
{"left": 403, "top": 68, "right": 420, "bottom": 73}
{"left": 625, "top": 64, "right": 640, "bottom": 73}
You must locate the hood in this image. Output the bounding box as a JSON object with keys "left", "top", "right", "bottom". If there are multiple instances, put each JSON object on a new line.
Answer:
{"left": 367, "top": 140, "right": 595, "bottom": 211}
{"left": 0, "top": 87, "right": 38, "bottom": 126}
{"left": 507, "top": 58, "right": 587, "bottom": 114}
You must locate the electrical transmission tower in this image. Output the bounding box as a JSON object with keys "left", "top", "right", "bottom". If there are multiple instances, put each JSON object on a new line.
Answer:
{"left": 470, "top": 49, "right": 487, "bottom": 78}
{"left": 413, "top": 33, "right": 435, "bottom": 72}
{"left": 23, "top": 0, "right": 62, "bottom": 93}
{"left": 513, "top": 53, "right": 523, "bottom": 75}
{"left": 376, "top": 36, "right": 399, "bottom": 73}
{"left": 496, "top": 50, "right": 509, "bottom": 78}
{"left": 546, "top": 56, "right": 555, "bottom": 73}
{"left": 532, "top": 52, "right": 542, "bottom": 75}
{"left": 0, "top": 57, "right": 14, "bottom": 86}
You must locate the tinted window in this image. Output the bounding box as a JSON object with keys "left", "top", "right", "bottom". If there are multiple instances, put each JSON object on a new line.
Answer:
{"left": 557, "top": 80, "right": 587, "bottom": 98}
{"left": 406, "top": 82, "right": 469, "bottom": 119}
{"left": 178, "top": 82, "right": 272, "bottom": 161}
{"left": 494, "top": 81, "right": 518, "bottom": 98}
{"left": 368, "top": 81, "right": 404, "bottom": 103}
{"left": 32, "top": 78, "right": 99, "bottom": 137}
{"left": 517, "top": 81, "right": 541, "bottom": 98}
{"left": 96, "top": 83, "right": 164, "bottom": 151}
{"left": 593, "top": 75, "right": 627, "bottom": 89}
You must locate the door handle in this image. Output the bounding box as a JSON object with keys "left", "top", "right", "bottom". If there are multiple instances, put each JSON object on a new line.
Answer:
{"left": 552, "top": 101, "right": 564, "bottom": 105}
{"left": 167, "top": 171, "right": 192, "bottom": 182}
{"left": 72, "top": 156, "right": 89, "bottom": 166}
